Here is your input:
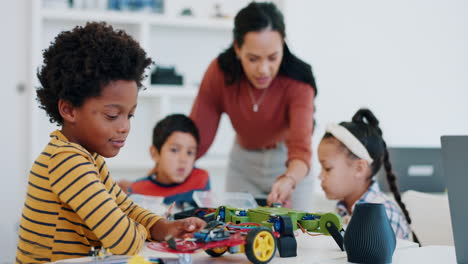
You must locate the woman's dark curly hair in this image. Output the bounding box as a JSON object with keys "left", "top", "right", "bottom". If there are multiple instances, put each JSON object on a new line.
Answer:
{"left": 36, "top": 21, "right": 153, "bottom": 125}
{"left": 218, "top": 2, "right": 317, "bottom": 95}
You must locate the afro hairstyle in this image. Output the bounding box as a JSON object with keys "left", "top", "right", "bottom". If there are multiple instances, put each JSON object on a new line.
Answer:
{"left": 36, "top": 21, "right": 153, "bottom": 125}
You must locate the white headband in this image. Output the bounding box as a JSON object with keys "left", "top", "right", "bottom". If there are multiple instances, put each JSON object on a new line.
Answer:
{"left": 325, "top": 123, "right": 373, "bottom": 164}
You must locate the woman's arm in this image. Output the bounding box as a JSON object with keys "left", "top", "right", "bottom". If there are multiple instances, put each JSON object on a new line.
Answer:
{"left": 190, "top": 59, "right": 224, "bottom": 158}
{"left": 267, "top": 82, "right": 315, "bottom": 206}
{"left": 285, "top": 82, "right": 315, "bottom": 174}
{"left": 267, "top": 159, "right": 308, "bottom": 207}
{"left": 283, "top": 159, "right": 309, "bottom": 187}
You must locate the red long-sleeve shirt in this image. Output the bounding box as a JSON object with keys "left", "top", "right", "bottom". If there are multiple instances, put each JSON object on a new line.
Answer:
{"left": 190, "top": 59, "right": 315, "bottom": 169}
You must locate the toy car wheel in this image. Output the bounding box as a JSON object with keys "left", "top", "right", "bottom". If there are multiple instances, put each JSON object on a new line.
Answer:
{"left": 319, "top": 213, "right": 343, "bottom": 236}
{"left": 205, "top": 246, "right": 228, "bottom": 257}
{"left": 277, "top": 215, "right": 294, "bottom": 236}
{"left": 245, "top": 227, "right": 277, "bottom": 264}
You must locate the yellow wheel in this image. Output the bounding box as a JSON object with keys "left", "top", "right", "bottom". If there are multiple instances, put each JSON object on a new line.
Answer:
{"left": 245, "top": 227, "right": 277, "bottom": 264}
{"left": 205, "top": 246, "right": 228, "bottom": 257}
{"left": 204, "top": 222, "right": 229, "bottom": 257}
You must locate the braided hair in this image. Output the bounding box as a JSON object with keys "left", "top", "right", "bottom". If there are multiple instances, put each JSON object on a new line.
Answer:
{"left": 324, "top": 108, "right": 419, "bottom": 244}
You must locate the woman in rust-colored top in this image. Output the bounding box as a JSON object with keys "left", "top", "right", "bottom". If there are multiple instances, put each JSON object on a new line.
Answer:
{"left": 190, "top": 2, "right": 317, "bottom": 208}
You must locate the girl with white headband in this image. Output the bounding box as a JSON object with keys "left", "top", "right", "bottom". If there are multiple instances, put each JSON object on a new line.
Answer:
{"left": 318, "top": 108, "right": 417, "bottom": 242}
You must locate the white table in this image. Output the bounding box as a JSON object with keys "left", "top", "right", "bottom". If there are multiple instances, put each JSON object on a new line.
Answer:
{"left": 393, "top": 246, "right": 456, "bottom": 264}
{"left": 140, "top": 232, "right": 422, "bottom": 264}
{"left": 51, "top": 234, "right": 455, "bottom": 263}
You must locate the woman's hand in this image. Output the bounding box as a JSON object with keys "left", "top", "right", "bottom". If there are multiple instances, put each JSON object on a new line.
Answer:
{"left": 267, "top": 174, "right": 296, "bottom": 208}
{"left": 150, "top": 217, "right": 206, "bottom": 241}
{"left": 267, "top": 159, "right": 308, "bottom": 208}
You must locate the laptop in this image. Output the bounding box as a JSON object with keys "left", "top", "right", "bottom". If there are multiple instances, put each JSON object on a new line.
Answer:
{"left": 376, "top": 147, "right": 446, "bottom": 193}
{"left": 441, "top": 136, "right": 468, "bottom": 264}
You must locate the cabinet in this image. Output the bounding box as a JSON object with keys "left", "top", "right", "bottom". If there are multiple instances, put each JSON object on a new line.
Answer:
{"left": 29, "top": 0, "right": 283, "bottom": 187}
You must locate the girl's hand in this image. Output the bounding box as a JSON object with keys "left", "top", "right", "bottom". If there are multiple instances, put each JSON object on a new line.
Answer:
{"left": 150, "top": 217, "right": 206, "bottom": 241}
{"left": 267, "top": 174, "right": 296, "bottom": 208}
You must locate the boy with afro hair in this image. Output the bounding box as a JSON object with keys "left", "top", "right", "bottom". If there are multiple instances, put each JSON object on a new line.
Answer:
{"left": 16, "top": 22, "right": 205, "bottom": 263}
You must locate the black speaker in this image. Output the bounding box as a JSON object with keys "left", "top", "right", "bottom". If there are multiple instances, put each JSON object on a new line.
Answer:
{"left": 343, "top": 203, "right": 396, "bottom": 264}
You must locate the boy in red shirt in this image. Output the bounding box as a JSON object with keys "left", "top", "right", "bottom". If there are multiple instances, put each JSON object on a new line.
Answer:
{"left": 119, "top": 114, "right": 209, "bottom": 208}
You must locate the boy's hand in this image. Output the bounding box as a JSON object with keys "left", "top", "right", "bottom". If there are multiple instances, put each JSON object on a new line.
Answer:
{"left": 150, "top": 217, "right": 206, "bottom": 241}
{"left": 117, "top": 180, "right": 132, "bottom": 194}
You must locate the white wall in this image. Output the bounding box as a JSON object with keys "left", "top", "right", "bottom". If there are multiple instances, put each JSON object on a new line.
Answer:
{"left": 283, "top": 0, "right": 468, "bottom": 190}
{"left": 0, "top": 0, "right": 28, "bottom": 262}
{"left": 285, "top": 0, "right": 468, "bottom": 146}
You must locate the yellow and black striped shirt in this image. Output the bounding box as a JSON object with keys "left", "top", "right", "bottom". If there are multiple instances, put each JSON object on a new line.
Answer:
{"left": 16, "top": 130, "right": 162, "bottom": 263}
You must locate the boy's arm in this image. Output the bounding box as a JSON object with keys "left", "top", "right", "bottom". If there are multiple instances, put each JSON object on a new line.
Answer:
{"left": 48, "top": 151, "right": 155, "bottom": 255}
{"left": 106, "top": 170, "right": 206, "bottom": 242}
{"left": 105, "top": 173, "right": 162, "bottom": 239}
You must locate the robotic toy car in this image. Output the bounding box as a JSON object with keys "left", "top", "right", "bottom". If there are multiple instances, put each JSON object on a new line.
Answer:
{"left": 148, "top": 221, "right": 278, "bottom": 264}
{"left": 214, "top": 204, "right": 344, "bottom": 257}
{"left": 148, "top": 205, "right": 344, "bottom": 264}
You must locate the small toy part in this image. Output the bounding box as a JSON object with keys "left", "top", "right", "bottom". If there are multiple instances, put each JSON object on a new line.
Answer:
{"left": 165, "top": 201, "right": 176, "bottom": 219}
{"left": 173, "top": 207, "right": 217, "bottom": 222}
{"left": 89, "top": 247, "right": 113, "bottom": 259}
{"left": 302, "top": 214, "right": 319, "bottom": 220}
{"left": 325, "top": 221, "right": 345, "bottom": 251}
{"left": 205, "top": 246, "right": 228, "bottom": 257}
{"left": 166, "top": 235, "right": 178, "bottom": 250}
{"left": 216, "top": 206, "right": 226, "bottom": 222}
{"left": 271, "top": 217, "right": 281, "bottom": 233}
{"left": 195, "top": 225, "right": 230, "bottom": 243}
{"left": 274, "top": 215, "right": 296, "bottom": 257}
{"left": 236, "top": 210, "right": 247, "bottom": 216}
{"left": 89, "top": 246, "right": 97, "bottom": 257}
{"left": 128, "top": 255, "right": 151, "bottom": 264}
{"left": 296, "top": 222, "right": 324, "bottom": 237}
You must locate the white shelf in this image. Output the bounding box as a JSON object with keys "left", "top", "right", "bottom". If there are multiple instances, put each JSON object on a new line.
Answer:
{"left": 30, "top": 0, "right": 250, "bottom": 178}
{"left": 106, "top": 156, "right": 228, "bottom": 171}
{"left": 139, "top": 85, "right": 198, "bottom": 98}
{"left": 197, "top": 156, "right": 229, "bottom": 168}
{"left": 106, "top": 160, "right": 153, "bottom": 171}
{"left": 40, "top": 8, "right": 233, "bottom": 30}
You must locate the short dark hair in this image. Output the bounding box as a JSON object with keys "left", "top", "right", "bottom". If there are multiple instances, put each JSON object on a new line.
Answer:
{"left": 218, "top": 2, "right": 317, "bottom": 94}
{"left": 36, "top": 22, "right": 153, "bottom": 125}
{"left": 152, "top": 114, "right": 200, "bottom": 151}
